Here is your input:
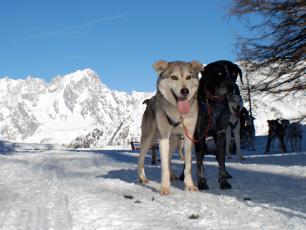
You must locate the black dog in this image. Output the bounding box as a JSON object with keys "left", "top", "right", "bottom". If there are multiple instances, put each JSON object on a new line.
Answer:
{"left": 179, "top": 60, "right": 243, "bottom": 189}
{"left": 264, "top": 119, "right": 287, "bottom": 154}
{"left": 194, "top": 60, "right": 243, "bottom": 190}
{"left": 240, "top": 107, "right": 256, "bottom": 150}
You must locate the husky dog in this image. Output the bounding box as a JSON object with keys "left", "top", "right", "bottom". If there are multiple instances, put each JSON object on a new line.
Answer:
{"left": 226, "top": 84, "right": 245, "bottom": 160}
{"left": 138, "top": 60, "right": 203, "bottom": 195}
{"left": 240, "top": 107, "right": 256, "bottom": 150}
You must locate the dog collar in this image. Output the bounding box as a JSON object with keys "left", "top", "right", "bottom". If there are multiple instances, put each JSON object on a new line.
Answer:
{"left": 205, "top": 90, "right": 225, "bottom": 102}
{"left": 164, "top": 112, "right": 180, "bottom": 127}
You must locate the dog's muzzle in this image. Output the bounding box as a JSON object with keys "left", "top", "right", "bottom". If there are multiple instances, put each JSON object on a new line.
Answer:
{"left": 171, "top": 89, "right": 190, "bottom": 114}
{"left": 180, "top": 88, "right": 189, "bottom": 98}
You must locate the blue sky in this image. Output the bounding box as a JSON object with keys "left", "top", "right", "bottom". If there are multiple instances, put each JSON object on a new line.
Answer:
{"left": 0, "top": 0, "right": 247, "bottom": 92}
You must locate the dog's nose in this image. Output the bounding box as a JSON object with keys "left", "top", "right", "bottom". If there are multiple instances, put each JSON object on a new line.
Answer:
{"left": 180, "top": 88, "right": 189, "bottom": 97}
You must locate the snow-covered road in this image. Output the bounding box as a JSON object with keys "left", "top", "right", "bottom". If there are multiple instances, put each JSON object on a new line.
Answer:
{"left": 0, "top": 141, "right": 305, "bottom": 230}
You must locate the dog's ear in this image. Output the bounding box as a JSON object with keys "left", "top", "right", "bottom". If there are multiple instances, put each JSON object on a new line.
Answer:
{"left": 153, "top": 60, "right": 168, "bottom": 75}
{"left": 190, "top": 60, "right": 204, "bottom": 73}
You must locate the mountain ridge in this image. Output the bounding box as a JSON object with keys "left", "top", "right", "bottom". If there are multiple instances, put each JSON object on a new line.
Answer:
{"left": 0, "top": 67, "right": 305, "bottom": 148}
{"left": 0, "top": 68, "right": 154, "bottom": 146}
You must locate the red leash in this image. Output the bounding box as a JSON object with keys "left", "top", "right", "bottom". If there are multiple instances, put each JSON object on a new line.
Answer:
{"left": 182, "top": 96, "right": 212, "bottom": 143}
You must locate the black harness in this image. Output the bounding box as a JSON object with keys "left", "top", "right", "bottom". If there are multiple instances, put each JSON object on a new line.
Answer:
{"left": 156, "top": 90, "right": 181, "bottom": 128}
{"left": 229, "top": 120, "right": 239, "bottom": 129}
{"left": 165, "top": 112, "right": 180, "bottom": 127}
{"left": 198, "top": 93, "right": 229, "bottom": 135}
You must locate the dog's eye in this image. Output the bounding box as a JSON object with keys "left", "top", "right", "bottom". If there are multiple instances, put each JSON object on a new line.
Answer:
{"left": 186, "top": 75, "right": 192, "bottom": 80}
{"left": 171, "top": 75, "right": 178, "bottom": 80}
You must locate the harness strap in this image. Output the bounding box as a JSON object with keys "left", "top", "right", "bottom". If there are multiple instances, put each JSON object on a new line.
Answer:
{"left": 165, "top": 112, "right": 180, "bottom": 127}
{"left": 229, "top": 120, "right": 239, "bottom": 129}
{"left": 183, "top": 96, "right": 212, "bottom": 143}
{"left": 205, "top": 90, "right": 225, "bottom": 102}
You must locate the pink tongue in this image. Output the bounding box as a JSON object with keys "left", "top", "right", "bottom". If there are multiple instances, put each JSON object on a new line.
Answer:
{"left": 178, "top": 99, "right": 190, "bottom": 114}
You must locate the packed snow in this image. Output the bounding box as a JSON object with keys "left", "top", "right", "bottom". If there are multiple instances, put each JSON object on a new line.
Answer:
{"left": 0, "top": 134, "right": 306, "bottom": 229}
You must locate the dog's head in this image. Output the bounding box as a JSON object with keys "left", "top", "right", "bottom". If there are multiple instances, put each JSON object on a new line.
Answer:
{"left": 228, "top": 94, "right": 243, "bottom": 117}
{"left": 218, "top": 60, "right": 243, "bottom": 84}
{"left": 199, "top": 60, "right": 243, "bottom": 99}
{"left": 227, "top": 83, "right": 243, "bottom": 116}
{"left": 154, "top": 60, "right": 203, "bottom": 113}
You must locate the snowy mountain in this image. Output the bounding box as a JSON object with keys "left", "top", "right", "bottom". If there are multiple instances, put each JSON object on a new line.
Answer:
{"left": 0, "top": 67, "right": 305, "bottom": 147}
{"left": 0, "top": 69, "right": 153, "bottom": 147}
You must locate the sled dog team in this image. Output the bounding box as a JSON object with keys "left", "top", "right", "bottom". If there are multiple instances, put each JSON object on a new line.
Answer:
{"left": 138, "top": 60, "right": 247, "bottom": 195}
{"left": 264, "top": 118, "right": 303, "bottom": 154}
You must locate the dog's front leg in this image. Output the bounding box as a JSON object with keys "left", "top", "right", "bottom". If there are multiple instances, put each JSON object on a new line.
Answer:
{"left": 225, "top": 126, "right": 232, "bottom": 159}
{"left": 159, "top": 138, "right": 171, "bottom": 195}
{"left": 184, "top": 138, "right": 198, "bottom": 192}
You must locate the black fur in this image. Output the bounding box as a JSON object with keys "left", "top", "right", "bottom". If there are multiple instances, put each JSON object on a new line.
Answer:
{"left": 264, "top": 119, "right": 287, "bottom": 154}
{"left": 180, "top": 61, "right": 243, "bottom": 189}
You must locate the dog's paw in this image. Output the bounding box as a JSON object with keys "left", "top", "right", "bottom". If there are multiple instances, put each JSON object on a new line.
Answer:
{"left": 239, "top": 156, "right": 246, "bottom": 161}
{"left": 220, "top": 180, "right": 232, "bottom": 190}
{"left": 170, "top": 174, "right": 179, "bottom": 181}
{"left": 179, "top": 173, "right": 185, "bottom": 181}
{"left": 160, "top": 187, "right": 170, "bottom": 195}
{"left": 139, "top": 178, "right": 149, "bottom": 184}
{"left": 198, "top": 178, "right": 209, "bottom": 190}
{"left": 185, "top": 184, "right": 198, "bottom": 192}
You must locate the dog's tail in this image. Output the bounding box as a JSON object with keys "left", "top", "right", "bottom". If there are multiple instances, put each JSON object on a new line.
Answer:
{"left": 143, "top": 99, "right": 150, "bottom": 105}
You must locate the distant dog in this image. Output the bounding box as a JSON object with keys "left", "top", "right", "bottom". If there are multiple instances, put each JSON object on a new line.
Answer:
{"left": 240, "top": 107, "right": 256, "bottom": 150}
{"left": 194, "top": 60, "right": 243, "bottom": 190}
{"left": 286, "top": 122, "right": 303, "bottom": 152}
{"left": 226, "top": 84, "right": 245, "bottom": 160}
{"left": 138, "top": 60, "right": 203, "bottom": 195}
{"left": 264, "top": 119, "right": 287, "bottom": 154}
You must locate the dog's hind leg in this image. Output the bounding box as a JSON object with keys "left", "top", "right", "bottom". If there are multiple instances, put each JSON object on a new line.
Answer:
{"left": 138, "top": 141, "right": 152, "bottom": 184}
{"left": 290, "top": 138, "right": 295, "bottom": 152}
{"left": 169, "top": 135, "right": 179, "bottom": 181}
{"left": 234, "top": 123, "right": 245, "bottom": 160}
{"left": 298, "top": 136, "right": 302, "bottom": 151}
{"left": 151, "top": 145, "right": 157, "bottom": 165}
{"left": 264, "top": 136, "right": 272, "bottom": 154}
{"left": 138, "top": 124, "right": 157, "bottom": 184}
{"left": 279, "top": 136, "right": 287, "bottom": 153}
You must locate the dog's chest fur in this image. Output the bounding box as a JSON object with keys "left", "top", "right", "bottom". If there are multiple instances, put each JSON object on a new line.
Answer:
{"left": 198, "top": 97, "right": 230, "bottom": 135}
{"left": 155, "top": 92, "right": 198, "bottom": 136}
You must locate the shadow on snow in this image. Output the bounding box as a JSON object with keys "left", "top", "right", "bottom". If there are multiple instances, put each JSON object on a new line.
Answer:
{"left": 97, "top": 149, "right": 306, "bottom": 217}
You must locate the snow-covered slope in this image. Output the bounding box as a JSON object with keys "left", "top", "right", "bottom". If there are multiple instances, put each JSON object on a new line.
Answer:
{"left": 0, "top": 69, "right": 153, "bottom": 146}
{"left": 0, "top": 67, "right": 305, "bottom": 147}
